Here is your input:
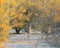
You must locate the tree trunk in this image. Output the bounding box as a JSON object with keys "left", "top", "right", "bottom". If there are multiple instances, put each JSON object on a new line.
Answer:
{"left": 25, "top": 22, "right": 31, "bottom": 33}
{"left": 28, "top": 24, "right": 31, "bottom": 33}
{"left": 15, "top": 28, "right": 21, "bottom": 34}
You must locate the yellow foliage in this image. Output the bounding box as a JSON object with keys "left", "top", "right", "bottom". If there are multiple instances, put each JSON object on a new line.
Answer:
{"left": 0, "top": 37, "right": 8, "bottom": 44}
{"left": 20, "top": 7, "right": 26, "bottom": 13}
{"left": 0, "top": 0, "right": 4, "bottom": 4}
{"left": 11, "top": 0, "right": 17, "bottom": 6}
{"left": 55, "top": 0, "right": 60, "bottom": 4}
{"left": 54, "top": 15, "right": 60, "bottom": 22}
{"left": 27, "top": 1, "right": 32, "bottom": 6}
{"left": 0, "top": 45, "right": 3, "bottom": 48}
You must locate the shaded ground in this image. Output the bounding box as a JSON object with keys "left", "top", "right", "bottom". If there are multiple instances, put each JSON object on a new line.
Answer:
{"left": 2, "top": 30, "right": 60, "bottom": 48}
